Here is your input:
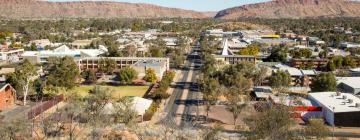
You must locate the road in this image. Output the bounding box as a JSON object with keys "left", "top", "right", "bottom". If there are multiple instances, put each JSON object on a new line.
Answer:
{"left": 162, "top": 46, "right": 203, "bottom": 127}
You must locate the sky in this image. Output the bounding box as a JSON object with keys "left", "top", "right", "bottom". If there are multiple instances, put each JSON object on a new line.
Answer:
{"left": 47, "top": 0, "right": 270, "bottom": 11}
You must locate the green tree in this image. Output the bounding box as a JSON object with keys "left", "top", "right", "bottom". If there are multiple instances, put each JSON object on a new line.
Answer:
{"left": 46, "top": 56, "right": 80, "bottom": 89}
{"left": 326, "top": 61, "right": 336, "bottom": 71}
{"left": 98, "top": 58, "right": 117, "bottom": 74}
{"left": 310, "top": 72, "right": 337, "bottom": 92}
{"left": 332, "top": 56, "right": 343, "bottom": 68}
{"left": 117, "top": 67, "right": 138, "bottom": 84}
{"left": 82, "top": 70, "right": 97, "bottom": 84}
{"left": 266, "top": 45, "right": 288, "bottom": 62}
{"left": 343, "top": 56, "right": 356, "bottom": 68}
{"left": 200, "top": 77, "right": 222, "bottom": 120}
{"left": 143, "top": 68, "right": 157, "bottom": 83}
{"left": 269, "top": 70, "right": 291, "bottom": 93}
{"left": 6, "top": 60, "right": 36, "bottom": 105}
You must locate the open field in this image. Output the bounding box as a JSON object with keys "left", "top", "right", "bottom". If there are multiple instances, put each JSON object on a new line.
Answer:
{"left": 70, "top": 85, "right": 149, "bottom": 98}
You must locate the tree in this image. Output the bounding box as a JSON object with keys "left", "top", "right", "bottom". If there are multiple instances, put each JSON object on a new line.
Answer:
{"left": 170, "top": 49, "right": 185, "bottom": 68}
{"left": 30, "top": 43, "right": 37, "bottom": 51}
{"left": 326, "top": 61, "right": 336, "bottom": 71}
{"left": 266, "top": 45, "right": 288, "bottom": 62}
{"left": 117, "top": 67, "right": 138, "bottom": 84}
{"left": 225, "top": 74, "right": 251, "bottom": 126}
{"left": 82, "top": 70, "right": 97, "bottom": 84}
{"left": 123, "top": 45, "right": 137, "bottom": 57}
{"left": 343, "top": 56, "right": 356, "bottom": 68}
{"left": 310, "top": 72, "right": 337, "bottom": 92}
{"left": 6, "top": 59, "right": 36, "bottom": 105}
{"left": 200, "top": 77, "right": 221, "bottom": 120}
{"left": 269, "top": 71, "right": 291, "bottom": 93}
{"left": 332, "top": 56, "right": 343, "bottom": 68}
{"left": 98, "top": 58, "right": 117, "bottom": 74}
{"left": 143, "top": 68, "right": 157, "bottom": 83}
{"left": 248, "top": 106, "right": 296, "bottom": 140}
{"left": 304, "top": 118, "right": 330, "bottom": 139}
{"left": 254, "top": 66, "right": 269, "bottom": 86}
{"left": 46, "top": 56, "right": 80, "bottom": 89}
{"left": 113, "top": 97, "right": 138, "bottom": 126}
{"left": 239, "top": 44, "right": 259, "bottom": 55}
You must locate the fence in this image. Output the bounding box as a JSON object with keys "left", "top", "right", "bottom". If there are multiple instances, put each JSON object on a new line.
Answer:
{"left": 27, "top": 94, "right": 64, "bottom": 120}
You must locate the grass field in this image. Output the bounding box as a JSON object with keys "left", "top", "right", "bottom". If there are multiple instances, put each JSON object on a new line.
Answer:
{"left": 70, "top": 85, "right": 149, "bottom": 98}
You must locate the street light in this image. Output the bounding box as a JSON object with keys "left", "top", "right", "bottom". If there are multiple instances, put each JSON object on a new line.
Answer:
{"left": 329, "top": 106, "right": 335, "bottom": 140}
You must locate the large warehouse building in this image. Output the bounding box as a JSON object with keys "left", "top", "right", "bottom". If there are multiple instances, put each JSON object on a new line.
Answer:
{"left": 309, "top": 92, "right": 360, "bottom": 127}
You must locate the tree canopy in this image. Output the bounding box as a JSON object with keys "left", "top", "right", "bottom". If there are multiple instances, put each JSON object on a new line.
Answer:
{"left": 310, "top": 72, "right": 337, "bottom": 92}
{"left": 46, "top": 56, "right": 80, "bottom": 89}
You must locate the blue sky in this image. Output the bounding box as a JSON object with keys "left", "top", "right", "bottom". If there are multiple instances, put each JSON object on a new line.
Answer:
{"left": 47, "top": 0, "right": 270, "bottom": 11}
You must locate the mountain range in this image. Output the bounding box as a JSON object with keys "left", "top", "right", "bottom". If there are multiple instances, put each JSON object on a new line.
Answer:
{"left": 215, "top": 0, "right": 360, "bottom": 19}
{"left": 0, "top": 0, "right": 214, "bottom": 19}
{"left": 1, "top": 0, "right": 360, "bottom": 19}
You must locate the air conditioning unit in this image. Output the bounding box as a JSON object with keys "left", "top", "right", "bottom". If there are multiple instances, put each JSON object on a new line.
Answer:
{"left": 343, "top": 95, "right": 347, "bottom": 100}
{"left": 348, "top": 99, "right": 353, "bottom": 104}
{"left": 356, "top": 103, "right": 360, "bottom": 108}
{"left": 336, "top": 92, "right": 341, "bottom": 96}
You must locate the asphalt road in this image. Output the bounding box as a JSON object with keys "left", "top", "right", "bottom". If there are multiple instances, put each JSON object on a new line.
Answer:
{"left": 162, "top": 48, "right": 202, "bottom": 128}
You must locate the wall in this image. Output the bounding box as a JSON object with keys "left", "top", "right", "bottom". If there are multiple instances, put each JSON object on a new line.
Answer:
{"left": 0, "top": 85, "right": 16, "bottom": 110}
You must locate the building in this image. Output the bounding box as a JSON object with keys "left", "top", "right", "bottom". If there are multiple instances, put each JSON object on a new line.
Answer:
{"left": 309, "top": 92, "right": 360, "bottom": 127}
{"left": 28, "top": 39, "right": 52, "bottom": 48}
{"left": 22, "top": 45, "right": 107, "bottom": 63}
{"left": 337, "top": 77, "right": 360, "bottom": 95}
{"left": 283, "top": 68, "right": 317, "bottom": 86}
{"left": 78, "top": 57, "right": 169, "bottom": 78}
{"left": 131, "top": 59, "right": 168, "bottom": 79}
{"left": 340, "top": 42, "right": 360, "bottom": 49}
{"left": 274, "top": 64, "right": 318, "bottom": 86}
{"left": 214, "top": 55, "right": 256, "bottom": 65}
{"left": 290, "top": 58, "right": 329, "bottom": 69}
{"left": 0, "top": 84, "right": 16, "bottom": 110}
{"left": 71, "top": 39, "right": 93, "bottom": 48}
{"left": 0, "top": 48, "right": 24, "bottom": 63}
{"left": 251, "top": 86, "right": 272, "bottom": 101}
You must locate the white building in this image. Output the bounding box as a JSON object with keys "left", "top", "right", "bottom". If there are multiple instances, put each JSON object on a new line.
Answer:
{"left": 336, "top": 77, "right": 360, "bottom": 95}
{"left": 0, "top": 49, "right": 24, "bottom": 63}
{"left": 309, "top": 92, "right": 360, "bottom": 127}
{"left": 22, "top": 45, "right": 107, "bottom": 63}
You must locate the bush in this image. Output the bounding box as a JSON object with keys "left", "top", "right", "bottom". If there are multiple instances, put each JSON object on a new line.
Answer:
{"left": 143, "top": 102, "right": 160, "bottom": 121}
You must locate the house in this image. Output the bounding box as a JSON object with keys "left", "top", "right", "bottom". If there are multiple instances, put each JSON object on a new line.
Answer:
{"left": 0, "top": 84, "right": 16, "bottom": 110}
{"left": 309, "top": 92, "right": 360, "bottom": 127}
{"left": 251, "top": 86, "right": 272, "bottom": 101}
{"left": 0, "top": 48, "right": 24, "bottom": 63}
{"left": 71, "top": 39, "right": 93, "bottom": 49}
{"left": 337, "top": 77, "right": 360, "bottom": 95}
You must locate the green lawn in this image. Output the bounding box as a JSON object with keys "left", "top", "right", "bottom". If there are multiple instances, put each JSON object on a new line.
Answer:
{"left": 70, "top": 85, "right": 149, "bottom": 98}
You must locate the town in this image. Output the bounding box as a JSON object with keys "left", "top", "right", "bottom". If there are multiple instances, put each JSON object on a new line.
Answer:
{"left": 1, "top": 0, "right": 360, "bottom": 140}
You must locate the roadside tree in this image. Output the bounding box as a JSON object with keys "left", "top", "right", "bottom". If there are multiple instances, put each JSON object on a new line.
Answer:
{"left": 143, "top": 68, "right": 157, "bottom": 83}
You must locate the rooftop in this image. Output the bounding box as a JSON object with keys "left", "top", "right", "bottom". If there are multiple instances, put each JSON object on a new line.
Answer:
{"left": 309, "top": 92, "right": 360, "bottom": 113}
{"left": 337, "top": 77, "right": 360, "bottom": 89}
